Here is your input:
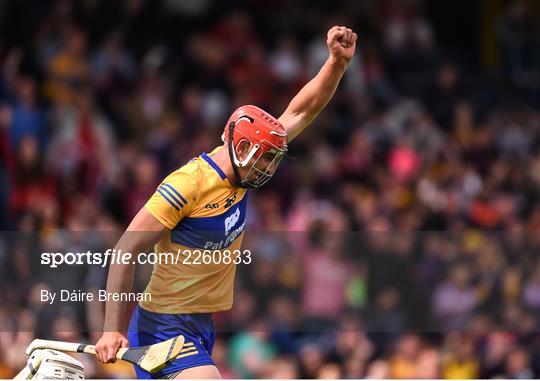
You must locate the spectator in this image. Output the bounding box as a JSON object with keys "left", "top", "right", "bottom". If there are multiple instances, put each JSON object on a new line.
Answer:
{"left": 44, "top": 25, "right": 90, "bottom": 105}
{"left": 522, "top": 261, "right": 540, "bottom": 311}
{"left": 497, "top": 0, "right": 540, "bottom": 88}
{"left": 47, "top": 86, "right": 115, "bottom": 195}
{"left": 432, "top": 263, "right": 479, "bottom": 330}
{"left": 4, "top": 74, "right": 48, "bottom": 151}
{"left": 228, "top": 321, "right": 277, "bottom": 378}
{"left": 504, "top": 347, "right": 534, "bottom": 379}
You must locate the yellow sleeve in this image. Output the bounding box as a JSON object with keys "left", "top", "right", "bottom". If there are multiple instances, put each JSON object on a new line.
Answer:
{"left": 145, "top": 170, "right": 199, "bottom": 229}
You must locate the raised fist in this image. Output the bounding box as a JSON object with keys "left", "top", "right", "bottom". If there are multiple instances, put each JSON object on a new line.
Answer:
{"left": 327, "top": 26, "right": 357, "bottom": 64}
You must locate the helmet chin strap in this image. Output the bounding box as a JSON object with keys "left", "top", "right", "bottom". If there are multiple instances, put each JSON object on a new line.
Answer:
{"left": 228, "top": 121, "right": 255, "bottom": 189}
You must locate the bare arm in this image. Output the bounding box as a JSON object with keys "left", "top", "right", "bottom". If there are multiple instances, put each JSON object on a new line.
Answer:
{"left": 96, "top": 206, "right": 167, "bottom": 362}
{"left": 278, "top": 26, "right": 357, "bottom": 141}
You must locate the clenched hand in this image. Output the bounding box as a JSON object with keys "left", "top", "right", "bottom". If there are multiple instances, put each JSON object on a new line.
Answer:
{"left": 327, "top": 25, "right": 357, "bottom": 64}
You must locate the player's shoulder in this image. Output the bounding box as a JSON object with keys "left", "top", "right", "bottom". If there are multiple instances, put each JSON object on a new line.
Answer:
{"left": 159, "top": 156, "right": 205, "bottom": 201}
{"left": 173, "top": 149, "right": 224, "bottom": 180}
{"left": 173, "top": 155, "right": 203, "bottom": 178}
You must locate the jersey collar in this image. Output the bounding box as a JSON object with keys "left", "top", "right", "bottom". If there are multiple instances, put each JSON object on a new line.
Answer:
{"left": 201, "top": 152, "right": 227, "bottom": 180}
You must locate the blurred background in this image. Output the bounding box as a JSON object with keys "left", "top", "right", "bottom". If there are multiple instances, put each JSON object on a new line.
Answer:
{"left": 1, "top": 0, "right": 540, "bottom": 378}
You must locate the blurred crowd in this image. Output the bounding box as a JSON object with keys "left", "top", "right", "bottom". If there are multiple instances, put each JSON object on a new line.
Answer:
{"left": 1, "top": 0, "right": 540, "bottom": 378}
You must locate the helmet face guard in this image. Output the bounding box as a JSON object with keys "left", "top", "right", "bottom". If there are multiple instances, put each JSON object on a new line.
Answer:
{"left": 227, "top": 119, "right": 287, "bottom": 189}
{"left": 240, "top": 145, "right": 286, "bottom": 188}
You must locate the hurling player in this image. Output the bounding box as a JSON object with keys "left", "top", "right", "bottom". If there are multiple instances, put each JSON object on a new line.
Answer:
{"left": 95, "top": 26, "right": 357, "bottom": 379}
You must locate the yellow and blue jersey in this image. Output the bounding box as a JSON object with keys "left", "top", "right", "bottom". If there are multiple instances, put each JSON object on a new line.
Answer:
{"left": 140, "top": 148, "right": 248, "bottom": 314}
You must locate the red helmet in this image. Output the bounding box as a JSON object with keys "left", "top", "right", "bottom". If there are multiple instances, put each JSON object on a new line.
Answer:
{"left": 223, "top": 105, "right": 288, "bottom": 188}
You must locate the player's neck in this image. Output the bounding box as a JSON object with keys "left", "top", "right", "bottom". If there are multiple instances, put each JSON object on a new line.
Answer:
{"left": 209, "top": 145, "right": 235, "bottom": 183}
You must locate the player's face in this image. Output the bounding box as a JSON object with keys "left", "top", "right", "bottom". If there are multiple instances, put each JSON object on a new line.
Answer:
{"left": 238, "top": 152, "right": 277, "bottom": 181}
{"left": 233, "top": 139, "right": 286, "bottom": 188}
{"left": 254, "top": 152, "right": 280, "bottom": 175}
{"left": 236, "top": 148, "right": 284, "bottom": 188}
